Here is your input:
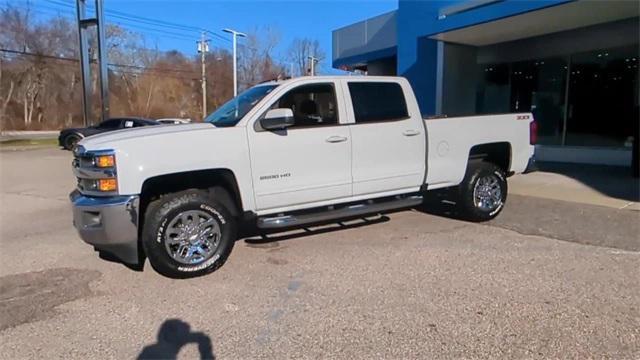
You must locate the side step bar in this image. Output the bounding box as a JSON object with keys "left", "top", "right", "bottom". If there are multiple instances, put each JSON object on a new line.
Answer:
{"left": 257, "top": 194, "right": 423, "bottom": 229}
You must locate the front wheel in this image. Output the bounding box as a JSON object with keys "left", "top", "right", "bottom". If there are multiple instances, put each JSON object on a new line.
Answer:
{"left": 142, "top": 189, "right": 237, "bottom": 278}
{"left": 457, "top": 162, "right": 507, "bottom": 222}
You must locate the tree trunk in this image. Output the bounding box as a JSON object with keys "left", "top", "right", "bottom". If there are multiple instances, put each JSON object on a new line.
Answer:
{"left": 23, "top": 92, "right": 29, "bottom": 127}
{"left": 122, "top": 74, "right": 135, "bottom": 113}
{"left": 145, "top": 77, "right": 155, "bottom": 117}
{"left": 0, "top": 81, "right": 14, "bottom": 132}
{"left": 67, "top": 73, "right": 76, "bottom": 126}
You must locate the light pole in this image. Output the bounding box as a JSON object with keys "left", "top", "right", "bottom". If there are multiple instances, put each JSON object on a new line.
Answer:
{"left": 308, "top": 55, "right": 318, "bottom": 76}
{"left": 197, "top": 31, "right": 209, "bottom": 119}
{"left": 222, "top": 28, "right": 246, "bottom": 97}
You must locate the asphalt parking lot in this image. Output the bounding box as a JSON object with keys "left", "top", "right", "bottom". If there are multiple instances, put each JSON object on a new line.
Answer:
{"left": 1, "top": 147, "right": 639, "bottom": 359}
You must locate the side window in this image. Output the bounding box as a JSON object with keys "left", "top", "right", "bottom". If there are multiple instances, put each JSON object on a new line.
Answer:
{"left": 271, "top": 83, "right": 338, "bottom": 128}
{"left": 348, "top": 82, "right": 409, "bottom": 123}
{"left": 132, "top": 120, "right": 149, "bottom": 127}
{"left": 97, "top": 119, "right": 122, "bottom": 129}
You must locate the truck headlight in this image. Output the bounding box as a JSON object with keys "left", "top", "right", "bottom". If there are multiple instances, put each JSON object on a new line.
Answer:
{"left": 95, "top": 154, "right": 115, "bottom": 168}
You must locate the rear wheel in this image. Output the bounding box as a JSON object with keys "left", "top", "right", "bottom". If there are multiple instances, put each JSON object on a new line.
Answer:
{"left": 63, "top": 134, "right": 81, "bottom": 151}
{"left": 457, "top": 162, "right": 507, "bottom": 222}
{"left": 142, "top": 189, "right": 236, "bottom": 278}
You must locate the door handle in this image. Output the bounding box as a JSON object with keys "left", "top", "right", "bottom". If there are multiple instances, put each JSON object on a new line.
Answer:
{"left": 403, "top": 130, "right": 421, "bottom": 136}
{"left": 326, "top": 135, "right": 348, "bottom": 143}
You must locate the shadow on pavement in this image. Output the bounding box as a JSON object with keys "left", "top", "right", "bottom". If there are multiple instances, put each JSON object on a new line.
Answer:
{"left": 138, "top": 319, "right": 214, "bottom": 360}
{"left": 97, "top": 250, "right": 145, "bottom": 272}
{"left": 535, "top": 162, "right": 640, "bottom": 202}
{"left": 417, "top": 190, "right": 640, "bottom": 251}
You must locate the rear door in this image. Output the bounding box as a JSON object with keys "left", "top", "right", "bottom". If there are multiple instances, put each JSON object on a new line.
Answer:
{"left": 345, "top": 80, "right": 425, "bottom": 196}
{"left": 247, "top": 81, "right": 352, "bottom": 211}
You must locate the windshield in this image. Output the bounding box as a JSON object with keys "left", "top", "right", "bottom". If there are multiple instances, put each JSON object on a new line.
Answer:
{"left": 204, "top": 85, "right": 278, "bottom": 127}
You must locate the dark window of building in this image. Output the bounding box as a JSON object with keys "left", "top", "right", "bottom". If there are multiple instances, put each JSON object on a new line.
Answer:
{"left": 348, "top": 82, "right": 408, "bottom": 123}
{"left": 476, "top": 63, "right": 510, "bottom": 115}
{"left": 272, "top": 83, "right": 338, "bottom": 128}
{"left": 510, "top": 57, "right": 568, "bottom": 146}
{"left": 475, "top": 44, "right": 639, "bottom": 148}
{"left": 565, "top": 45, "right": 638, "bottom": 147}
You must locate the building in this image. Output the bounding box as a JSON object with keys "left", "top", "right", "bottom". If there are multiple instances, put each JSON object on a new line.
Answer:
{"left": 333, "top": 0, "right": 639, "bottom": 167}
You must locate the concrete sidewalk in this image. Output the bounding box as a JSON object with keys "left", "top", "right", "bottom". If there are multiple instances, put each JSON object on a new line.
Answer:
{"left": 509, "top": 162, "right": 640, "bottom": 210}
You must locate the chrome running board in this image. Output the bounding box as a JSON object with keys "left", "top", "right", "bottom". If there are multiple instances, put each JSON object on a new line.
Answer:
{"left": 257, "top": 194, "right": 423, "bottom": 229}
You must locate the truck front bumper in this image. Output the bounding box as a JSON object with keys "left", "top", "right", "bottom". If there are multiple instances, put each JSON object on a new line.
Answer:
{"left": 70, "top": 190, "right": 140, "bottom": 264}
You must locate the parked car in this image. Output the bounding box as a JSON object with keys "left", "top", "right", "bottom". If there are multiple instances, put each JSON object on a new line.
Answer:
{"left": 58, "top": 117, "right": 160, "bottom": 150}
{"left": 156, "top": 118, "right": 192, "bottom": 125}
{"left": 69, "top": 76, "right": 536, "bottom": 278}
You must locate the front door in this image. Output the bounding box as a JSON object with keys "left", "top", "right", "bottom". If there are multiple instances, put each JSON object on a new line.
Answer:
{"left": 248, "top": 82, "right": 352, "bottom": 211}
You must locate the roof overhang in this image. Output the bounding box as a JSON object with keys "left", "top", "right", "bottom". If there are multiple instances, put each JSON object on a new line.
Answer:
{"left": 429, "top": 0, "right": 639, "bottom": 46}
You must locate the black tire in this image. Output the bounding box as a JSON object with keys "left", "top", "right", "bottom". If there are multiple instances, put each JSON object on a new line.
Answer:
{"left": 142, "top": 189, "right": 237, "bottom": 278}
{"left": 63, "top": 134, "right": 81, "bottom": 151}
{"left": 457, "top": 161, "right": 507, "bottom": 222}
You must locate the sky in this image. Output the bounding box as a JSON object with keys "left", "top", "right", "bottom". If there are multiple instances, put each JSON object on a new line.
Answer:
{"left": 15, "top": 0, "right": 398, "bottom": 73}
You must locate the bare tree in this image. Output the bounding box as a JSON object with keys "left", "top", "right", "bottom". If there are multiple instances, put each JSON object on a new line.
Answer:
{"left": 238, "top": 27, "right": 285, "bottom": 90}
{"left": 0, "top": 5, "right": 239, "bottom": 129}
{"left": 287, "top": 38, "right": 325, "bottom": 76}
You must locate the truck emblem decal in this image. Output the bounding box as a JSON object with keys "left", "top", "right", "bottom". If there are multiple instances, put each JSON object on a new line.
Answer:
{"left": 259, "top": 172, "right": 291, "bottom": 181}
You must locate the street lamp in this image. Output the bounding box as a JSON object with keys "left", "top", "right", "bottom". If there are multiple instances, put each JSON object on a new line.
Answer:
{"left": 222, "top": 28, "right": 246, "bottom": 97}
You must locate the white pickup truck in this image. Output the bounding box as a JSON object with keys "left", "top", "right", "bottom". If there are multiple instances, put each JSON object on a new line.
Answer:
{"left": 70, "top": 76, "right": 536, "bottom": 278}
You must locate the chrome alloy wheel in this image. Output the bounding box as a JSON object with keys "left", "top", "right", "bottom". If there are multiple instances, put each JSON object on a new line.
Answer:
{"left": 472, "top": 174, "right": 503, "bottom": 211}
{"left": 164, "top": 210, "right": 221, "bottom": 265}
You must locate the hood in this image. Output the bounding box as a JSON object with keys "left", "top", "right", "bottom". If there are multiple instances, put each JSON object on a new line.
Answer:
{"left": 79, "top": 123, "right": 214, "bottom": 148}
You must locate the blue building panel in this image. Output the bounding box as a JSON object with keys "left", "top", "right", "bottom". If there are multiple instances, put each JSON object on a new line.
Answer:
{"left": 396, "top": 0, "right": 574, "bottom": 114}
{"left": 332, "top": 11, "right": 397, "bottom": 68}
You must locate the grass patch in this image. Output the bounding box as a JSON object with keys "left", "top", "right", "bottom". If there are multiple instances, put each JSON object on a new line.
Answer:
{"left": 0, "top": 138, "right": 59, "bottom": 147}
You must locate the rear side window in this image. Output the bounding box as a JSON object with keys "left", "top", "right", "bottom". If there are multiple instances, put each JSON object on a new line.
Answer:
{"left": 348, "top": 82, "right": 408, "bottom": 123}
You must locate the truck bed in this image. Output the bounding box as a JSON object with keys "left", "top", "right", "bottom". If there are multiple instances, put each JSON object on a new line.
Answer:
{"left": 424, "top": 113, "right": 535, "bottom": 189}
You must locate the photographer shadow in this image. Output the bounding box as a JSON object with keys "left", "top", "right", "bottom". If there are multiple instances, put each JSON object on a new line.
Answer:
{"left": 138, "top": 319, "right": 214, "bottom": 360}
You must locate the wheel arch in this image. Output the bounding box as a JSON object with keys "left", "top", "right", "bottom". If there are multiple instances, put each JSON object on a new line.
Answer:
{"left": 138, "top": 168, "right": 244, "bottom": 243}
{"left": 468, "top": 142, "right": 512, "bottom": 175}
{"left": 62, "top": 132, "right": 85, "bottom": 148}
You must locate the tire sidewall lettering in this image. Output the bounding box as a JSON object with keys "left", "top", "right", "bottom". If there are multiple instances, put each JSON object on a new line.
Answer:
{"left": 177, "top": 254, "right": 221, "bottom": 273}
{"left": 200, "top": 204, "right": 226, "bottom": 224}
{"left": 156, "top": 218, "right": 168, "bottom": 243}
